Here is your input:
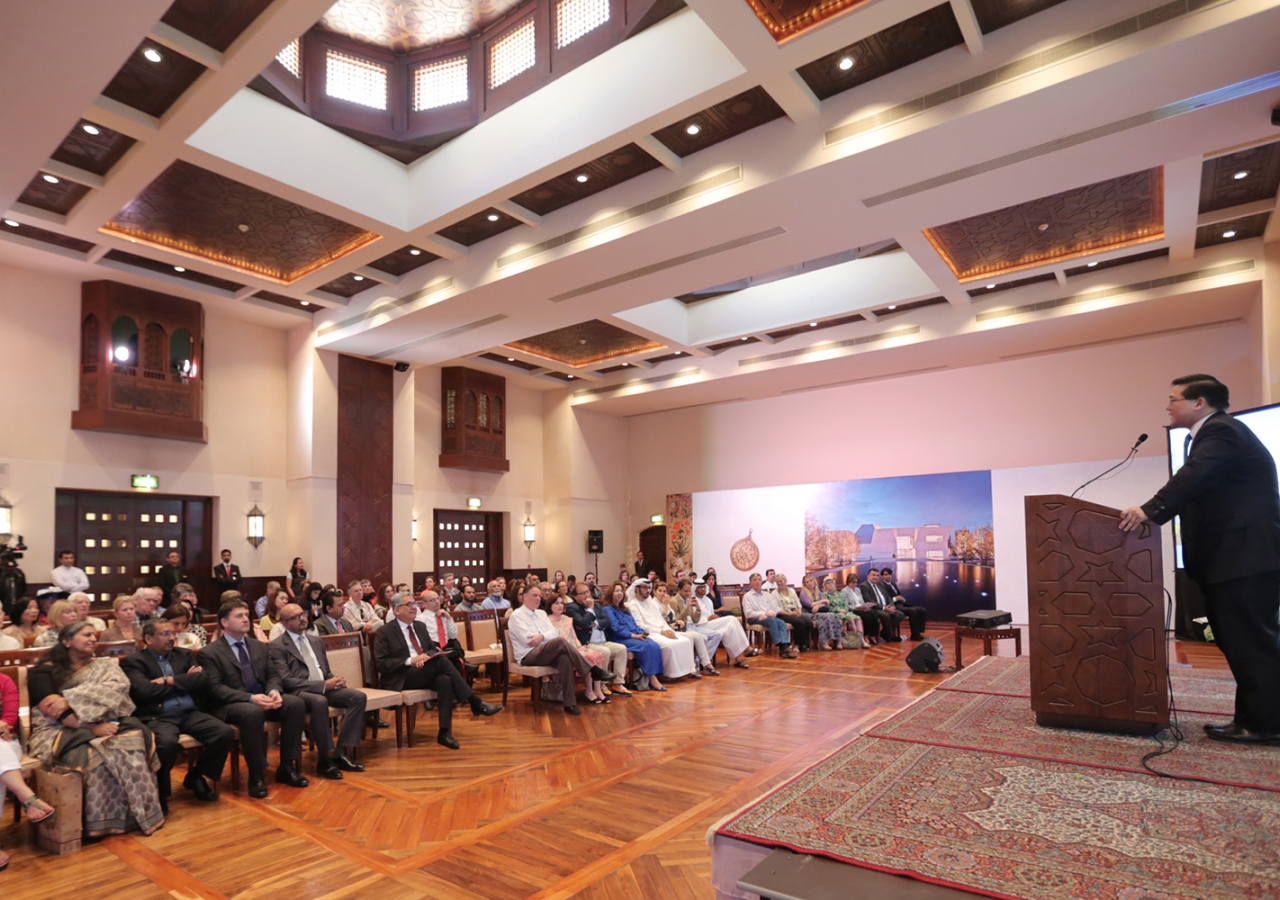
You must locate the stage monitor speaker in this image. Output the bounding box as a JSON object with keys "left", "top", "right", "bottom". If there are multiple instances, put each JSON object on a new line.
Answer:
{"left": 587, "top": 530, "right": 604, "bottom": 554}
{"left": 905, "top": 637, "right": 944, "bottom": 673}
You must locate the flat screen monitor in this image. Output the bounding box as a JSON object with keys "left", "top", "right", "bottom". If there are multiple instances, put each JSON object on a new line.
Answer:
{"left": 1166, "top": 399, "right": 1280, "bottom": 568}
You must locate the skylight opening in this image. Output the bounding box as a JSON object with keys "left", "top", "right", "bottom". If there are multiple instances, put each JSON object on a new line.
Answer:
{"left": 414, "top": 55, "right": 468, "bottom": 111}
{"left": 276, "top": 38, "right": 301, "bottom": 78}
{"left": 556, "top": 0, "right": 610, "bottom": 49}
{"left": 489, "top": 18, "right": 536, "bottom": 89}
{"left": 325, "top": 50, "right": 388, "bottom": 110}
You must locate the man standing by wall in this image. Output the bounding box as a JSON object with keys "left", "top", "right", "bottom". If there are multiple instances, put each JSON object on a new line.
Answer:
{"left": 1121, "top": 374, "right": 1280, "bottom": 744}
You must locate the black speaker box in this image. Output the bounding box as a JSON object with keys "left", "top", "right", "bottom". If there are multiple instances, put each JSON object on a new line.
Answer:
{"left": 956, "top": 610, "right": 1012, "bottom": 629}
{"left": 587, "top": 529, "right": 604, "bottom": 554}
{"left": 906, "top": 637, "right": 945, "bottom": 673}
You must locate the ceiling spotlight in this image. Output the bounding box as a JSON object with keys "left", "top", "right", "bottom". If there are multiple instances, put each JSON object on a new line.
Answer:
{"left": 1223, "top": 230, "right": 1237, "bottom": 238}
{"left": 352, "top": 274, "right": 364, "bottom": 281}
{"left": 143, "top": 47, "right": 163, "bottom": 63}
{"left": 674, "top": 351, "right": 681, "bottom": 355}
{"left": 300, "top": 301, "right": 310, "bottom": 306}
{"left": 1087, "top": 261, "right": 1098, "bottom": 267}
{"left": 1234, "top": 171, "right": 1249, "bottom": 180}
{"left": 575, "top": 173, "right": 589, "bottom": 183}
{"left": 809, "top": 322, "right": 818, "bottom": 327}
{"left": 487, "top": 214, "right": 499, "bottom": 221}
{"left": 173, "top": 266, "right": 185, "bottom": 272}
{"left": 238, "top": 223, "right": 249, "bottom": 232}
{"left": 507, "top": 357, "right": 515, "bottom": 361}
{"left": 3, "top": 219, "right": 17, "bottom": 227}
{"left": 42, "top": 174, "right": 59, "bottom": 184}
{"left": 622, "top": 363, "right": 629, "bottom": 367}
{"left": 986, "top": 284, "right": 996, "bottom": 289}
{"left": 82, "top": 124, "right": 100, "bottom": 136}
{"left": 838, "top": 56, "right": 854, "bottom": 71}
{"left": 740, "top": 336, "right": 749, "bottom": 341}
{"left": 887, "top": 305, "right": 897, "bottom": 310}
{"left": 685, "top": 123, "right": 701, "bottom": 136}
{"left": 567, "top": 374, "right": 575, "bottom": 379}
{"left": 409, "top": 248, "right": 421, "bottom": 255}
{"left": 1037, "top": 223, "right": 1048, "bottom": 232}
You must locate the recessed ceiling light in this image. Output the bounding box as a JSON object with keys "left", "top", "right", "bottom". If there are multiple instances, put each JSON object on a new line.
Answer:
{"left": 986, "top": 284, "right": 996, "bottom": 289}
{"left": 1223, "top": 230, "right": 1236, "bottom": 238}
{"left": 507, "top": 357, "right": 515, "bottom": 362}
{"left": 567, "top": 374, "right": 575, "bottom": 379}
{"left": 809, "top": 322, "right": 818, "bottom": 327}
{"left": 1234, "top": 171, "right": 1249, "bottom": 180}
{"left": 173, "top": 266, "right": 185, "bottom": 272}
{"left": 622, "top": 363, "right": 629, "bottom": 367}
{"left": 838, "top": 56, "right": 854, "bottom": 71}
{"left": 143, "top": 47, "right": 163, "bottom": 63}
{"left": 887, "top": 305, "right": 897, "bottom": 310}
{"left": 1037, "top": 223, "right": 1048, "bottom": 232}
{"left": 575, "top": 174, "right": 589, "bottom": 183}
{"left": 409, "top": 248, "right": 421, "bottom": 255}
{"left": 352, "top": 274, "right": 364, "bottom": 281}
{"left": 1087, "top": 261, "right": 1098, "bottom": 267}
{"left": 673, "top": 351, "right": 681, "bottom": 355}
{"left": 3, "top": 220, "right": 17, "bottom": 227}
{"left": 82, "top": 124, "right": 100, "bottom": 136}
{"left": 238, "top": 223, "right": 249, "bottom": 232}
{"left": 685, "top": 124, "right": 701, "bottom": 136}
{"left": 42, "top": 174, "right": 59, "bottom": 184}
{"left": 487, "top": 214, "right": 499, "bottom": 221}
{"left": 300, "top": 301, "right": 309, "bottom": 306}
{"left": 740, "top": 336, "right": 748, "bottom": 341}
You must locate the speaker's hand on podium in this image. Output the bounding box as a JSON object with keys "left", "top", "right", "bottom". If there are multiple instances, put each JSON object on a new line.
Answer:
{"left": 1118, "top": 506, "right": 1149, "bottom": 532}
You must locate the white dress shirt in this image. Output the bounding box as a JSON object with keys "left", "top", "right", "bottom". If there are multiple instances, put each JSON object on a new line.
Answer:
{"left": 50, "top": 566, "right": 90, "bottom": 593}
{"left": 416, "top": 607, "right": 458, "bottom": 641}
{"left": 741, "top": 589, "right": 779, "bottom": 619}
{"left": 507, "top": 605, "right": 558, "bottom": 665}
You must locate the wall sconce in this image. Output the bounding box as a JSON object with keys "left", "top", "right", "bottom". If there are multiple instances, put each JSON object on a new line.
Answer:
{"left": 467, "top": 497, "right": 482, "bottom": 509}
{"left": 0, "top": 494, "right": 11, "bottom": 541}
{"left": 523, "top": 516, "right": 536, "bottom": 549}
{"left": 247, "top": 505, "right": 265, "bottom": 548}
{"left": 412, "top": 516, "right": 418, "bottom": 542}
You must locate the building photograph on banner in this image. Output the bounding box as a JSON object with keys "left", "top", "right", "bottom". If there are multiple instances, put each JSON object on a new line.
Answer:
{"left": 693, "top": 470, "right": 995, "bottom": 620}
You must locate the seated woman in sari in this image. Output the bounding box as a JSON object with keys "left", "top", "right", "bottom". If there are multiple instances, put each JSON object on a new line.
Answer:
{"left": 800, "top": 574, "right": 848, "bottom": 650}
{"left": 600, "top": 583, "right": 666, "bottom": 692}
{"left": 27, "top": 622, "right": 164, "bottom": 838}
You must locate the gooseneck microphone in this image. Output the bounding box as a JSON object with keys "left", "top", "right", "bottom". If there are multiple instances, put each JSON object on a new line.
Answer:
{"left": 1071, "top": 433, "right": 1148, "bottom": 498}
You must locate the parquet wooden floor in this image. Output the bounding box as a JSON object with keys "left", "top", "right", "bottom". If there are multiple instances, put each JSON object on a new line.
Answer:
{"left": 0, "top": 630, "right": 1226, "bottom": 899}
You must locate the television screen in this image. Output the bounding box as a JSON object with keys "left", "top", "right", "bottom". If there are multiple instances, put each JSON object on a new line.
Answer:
{"left": 1166, "top": 400, "right": 1280, "bottom": 568}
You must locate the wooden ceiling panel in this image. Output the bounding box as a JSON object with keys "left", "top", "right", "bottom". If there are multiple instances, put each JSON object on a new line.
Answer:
{"left": 707, "top": 336, "right": 761, "bottom": 352}
{"left": 101, "top": 40, "right": 207, "bottom": 118}
{"left": 870, "top": 297, "right": 947, "bottom": 316}
{"left": 510, "top": 143, "right": 662, "bottom": 216}
{"left": 479, "top": 352, "right": 541, "bottom": 371}
{"left": 161, "top": 0, "right": 278, "bottom": 52}
{"left": 740, "top": 0, "right": 873, "bottom": 41}
{"left": 0, "top": 219, "right": 95, "bottom": 253}
{"left": 1198, "top": 141, "right": 1280, "bottom": 214}
{"left": 368, "top": 245, "right": 440, "bottom": 277}
{"left": 1194, "top": 212, "right": 1271, "bottom": 249}
{"left": 18, "top": 174, "right": 91, "bottom": 215}
{"left": 652, "top": 86, "right": 786, "bottom": 158}
{"left": 766, "top": 312, "right": 867, "bottom": 341}
{"left": 104, "top": 249, "right": 245, "bottom": 292}
{"left": 796, "top": 5, "right": 963, "bottom": 102}
{"left": 436, "top": 208, "right": 522, "bottom": 247}
{"left": 51, "top": 120, "right": 136, "bottom": 177}
{"left": 968, "top": 0, "right": 1069, "bottom": 35}
{"left": 317, "top": 272, "right": 380, "bottom": 298}
{"left": 924, "top": 168, "right": 1164, "bottom": 282}
{"left": 102, "top": 160, "right": 380, "bottom": 284}
{"left": 505, "top": 320, "right": 663, "bottom": 367}
{"left": 255, "top": 290, "right": 317, "bottom": 313}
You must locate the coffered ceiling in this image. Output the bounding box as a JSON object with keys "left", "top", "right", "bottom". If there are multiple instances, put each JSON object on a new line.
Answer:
{"left": 1, "top": 0, "right": 1278, "bottom": 402}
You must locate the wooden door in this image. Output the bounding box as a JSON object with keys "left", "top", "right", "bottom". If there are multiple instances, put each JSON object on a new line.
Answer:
{"left": 433, "top": 510, "right": 501, "bottom": 587}
{"left": 639, "top": 525, "right": 667, "bottom": 580}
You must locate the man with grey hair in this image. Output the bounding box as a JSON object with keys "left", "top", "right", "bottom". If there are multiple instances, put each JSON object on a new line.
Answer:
{"left": 70, "top": 591, "right": 106, "bottom": 632}
{"left": 134, "top": 586, "right": 164, "bottom": 625}
{"left": 373, "top": 592, "right": 501, "bottom": 748}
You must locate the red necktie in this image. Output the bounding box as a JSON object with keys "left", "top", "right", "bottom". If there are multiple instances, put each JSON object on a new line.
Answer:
{"left": 407, "top": 623, "right": 423, "bottom": 654}
{"left": 436, "top": 614, "right": 447, "bottom": 648}
{"left": 225, "top": 564, "right": 231, "bottom": 576}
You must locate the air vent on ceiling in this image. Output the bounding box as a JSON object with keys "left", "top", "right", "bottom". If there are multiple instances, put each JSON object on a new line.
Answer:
{"left": 370, "top": 313, "right": 508, "bottom": 359}
{"left": 741, "top": 326, "right": 921, "bottom": 366}
{"left": 316, "top": 277, "right": 454, "bottom": 337}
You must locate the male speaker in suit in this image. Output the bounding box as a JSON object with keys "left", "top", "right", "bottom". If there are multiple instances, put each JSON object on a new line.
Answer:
{"left": 269, "top": 603, "right": 366, "bottom": 779}
{"left": 121, "top": 617, "right": 232, "bottom": 813}
{"left": 1121, "top": 374, "right": 1280, "bottom": 744}
{"left": 858, "top": 569, "right": 906, "bottom": 642}
{"left": 373, "top": 592, "right": 502, "bottom": 749}
{"left": 213, "top": 549, "right": 243, "bottom": 594}
{"left": 201, "top": 599, "right": 310, "bottom": 797}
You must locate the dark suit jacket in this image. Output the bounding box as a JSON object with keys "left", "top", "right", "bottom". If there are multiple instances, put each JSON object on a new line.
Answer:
{"left": 314, "top": 615, "right": 349, "bottom": 636}
{"left": 1143, "top": 411, "right": 1280, "bottom": 584}
{"left": 565, "top": 600, "right": 606, "bottom": 646}
{"left": 213, "top": 563, "right": 242, "bottom": 593}
{"left": 372, "top": 619, "right": 442, "bottom": 690}
{"left": 858, "top": 582, "right": 889, "bottom": 607}
{"left": 199, "top": 635, "right": 283, "bottom": 715}
{"left": 158, "top": 564, "right": 186, "bottom": 600}
{"left": 120, "top": 647, "right": 209, "bottom": 719}
{"left": 269, "top": 632, "right": 334, "bottom": 695}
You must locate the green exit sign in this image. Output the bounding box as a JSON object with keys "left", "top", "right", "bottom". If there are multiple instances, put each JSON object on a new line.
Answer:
{"left": 131, "top": 474, "right": 159, "bottom": 490}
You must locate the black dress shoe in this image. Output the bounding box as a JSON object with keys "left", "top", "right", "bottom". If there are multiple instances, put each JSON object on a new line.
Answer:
{"left": 333, "top": 753, "right": 365, "bottom": 773}
{"left": 471, "top": 700, "right": 503, "bottom": 717}
{"left": 910, "top": 634, "right": 925, "bottom": 641}
{"left": 183, "top": 771, "right": 217, "bottom": 802}
{"left": 1204, "top": 721, "right": 1234, "bottom": 734}
{"left": 564, "top": 704, "right": 582, "bottom": 716}
{"left": 275, "top": 765, "right": 310, "bottom": 788}
{"left": 1205, "top": 723, "right": 1280, "bottom": 744}
{"left": 248, "top": 778, "right": 268, "bottom": 799}
{"left": 316, "top": 760, "right": 344, "bottom": 780}
{"left": 887, "top": 636, "right": 904, "bottom": 643}
{"left": 437, "top": 730, "right": 460, "bottom": 750}
{"left": 589, "top": 665, "right": 619, "bottom": 682}
{"left": 160, "top": 796, "right": 170, "bottom": 816}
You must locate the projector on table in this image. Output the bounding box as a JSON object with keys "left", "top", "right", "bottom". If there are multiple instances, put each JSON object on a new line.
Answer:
{"left": 956, "top": 610, "right": 1012, "bottom": 629}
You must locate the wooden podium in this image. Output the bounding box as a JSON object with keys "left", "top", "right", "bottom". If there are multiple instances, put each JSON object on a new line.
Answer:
{"left": 1025, "top": 495, "right": 1168, "bottom": 735}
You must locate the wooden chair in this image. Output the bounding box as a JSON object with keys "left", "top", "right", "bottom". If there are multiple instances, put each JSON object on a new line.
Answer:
{"left": 322, "top": 632, "right": 408, "bottom": 748}
{"left": 457, "top": 610, "right": 503, "bottom": 690}
{"left": 94, "top": 640, "right": 138, "bottom": 659}
{"left": 500, "top": 630, "right": 557, "bottom": 710}
{"left": 0, "top": 647, "right": 48, "bottom": 668}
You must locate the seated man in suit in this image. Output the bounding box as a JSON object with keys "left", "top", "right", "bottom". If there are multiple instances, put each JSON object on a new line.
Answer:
{"left": 121, "top": 618, "right": 233, "bottom": 813}
{"left": 373, "top": 592, "right": 502, "bottom": 749}
{"left": 269, "top": 603, "right": 366, "bottom": 779}
{"left": 878, "top": 567, "right": 926, "bottom": 640}
{"left": 415, "top": 590, "right": 467, "bottom": 676}
{"left": 200, "top": 599, "right": 310, "bottom": 798}
{"left": 213, "top": 549, "right": 242, "bottom": 595}
{"left": 315, "top": 590, "right": 352, "bottom": 635}
{"left": 858, "top": 569, "right": 907, "bottom": 642}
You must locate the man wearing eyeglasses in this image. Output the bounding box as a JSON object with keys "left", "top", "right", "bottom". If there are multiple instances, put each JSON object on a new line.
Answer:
{"left": 1121, "top": 374, "right": 1280, "bottom": 745}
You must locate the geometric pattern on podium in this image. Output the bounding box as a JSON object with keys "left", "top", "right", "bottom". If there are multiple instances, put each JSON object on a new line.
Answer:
{"left": 1025, "top": 495, "right": 1168, "bottom": 733}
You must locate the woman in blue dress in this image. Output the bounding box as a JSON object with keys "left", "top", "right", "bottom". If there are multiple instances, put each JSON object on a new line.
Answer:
{"left": 600, "top": 582, "right": 667, "bottom": 692}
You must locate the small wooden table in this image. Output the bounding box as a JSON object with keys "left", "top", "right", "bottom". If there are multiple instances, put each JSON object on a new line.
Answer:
{"left": 954, "top": 625, "right": 1021, "bottom": 668}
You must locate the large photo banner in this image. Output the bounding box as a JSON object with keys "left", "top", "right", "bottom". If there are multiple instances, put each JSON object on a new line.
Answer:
{"left": 693, "top": 470, "right": 995, "bottom": 619}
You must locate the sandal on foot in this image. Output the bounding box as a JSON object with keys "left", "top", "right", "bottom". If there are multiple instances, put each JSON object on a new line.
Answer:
{"left": 22, "top": 796, "right": 56, "bottom": 825}
{"left": 733, "top": 659, "right": 750, "bottom": 668}
{"left": 702, "top": 667, "right": 721, "bottom": 676}
{"left": 652, "top": 684, "right": 668, "bottom": 691}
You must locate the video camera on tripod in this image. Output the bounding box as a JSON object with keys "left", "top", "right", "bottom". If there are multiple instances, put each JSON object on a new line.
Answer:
{"left": 0, "top": 535, "right": 28, "bottom": 610}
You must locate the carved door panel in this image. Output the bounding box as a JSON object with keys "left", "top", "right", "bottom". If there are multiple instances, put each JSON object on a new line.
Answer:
{"left": 434, "top": 510, "right": 494, "bottom": 587}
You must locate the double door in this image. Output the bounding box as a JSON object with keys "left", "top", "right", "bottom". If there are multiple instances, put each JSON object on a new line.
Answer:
{"left": 433, "top": 510, "right": 503, "bottom": 587}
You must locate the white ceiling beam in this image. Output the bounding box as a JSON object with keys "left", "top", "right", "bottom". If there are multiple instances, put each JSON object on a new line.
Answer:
{"left": 85, "top": 95, "right": 160, "bottom": 137}
{"left": 417, "top": 234, "right": 468, "bottom": 260}
{"left": 949, "top": 0, "right": 984, "bottom": 56}
{"left": 1196, "top": 197, "right": 1276, "bottom": 227}
{"left": 40, "top": 159, "right": 104, "bottom": 189}
{"left": 893, "top": 231, "right": 970, "bottom": 307}
{"left": 635, "top": 135, "right": 682, "bottom": 171}
{"left": 494, "top": 200, "right": 542, "bottom": 228}
{"left": 148, "top": 22, "right": 224, "bottom": 71}
{"left": 1163, "top": 155, "right": 1203, "bottom": 263}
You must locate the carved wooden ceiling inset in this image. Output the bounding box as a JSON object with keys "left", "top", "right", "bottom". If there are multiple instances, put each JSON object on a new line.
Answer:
{"left": 102, "top": 160, "right": 380, "bottom": 284}
{"left": 969, "top": 0, "right": 1069, "bottom": 34}
{"left": 924, "top": 168, "right": 1164, "bottom": 282}
{"left": 436, "top": 207, "right": 523, "bottom": 246}
{"left": 652, "top": 86, "right": 786, "bottom": 158}
{"left": 870, "top": 296, "right": 947, "bottom": 317}
{"left": 0, "top": 220, "right": 95, "bottom": 254}
{"left": 318, "top": 272, "right": 381, "bottom": 298}
{"left": 796, "top": 5, "right": 963, "bottom": 102}
{"left": 255, "top": 290, "right": 317, "bottom": 313}
{"left": 101, "top": 40, "right": 207, "bottom": 118}
{"left": 368, "top": 245, "right": 441, "bottom": 277}
{"left": 740, "top": 0, "right": 873, "bottom": 41}
{"left": 1194, "top": 212, "right": 1271, "bottom": 249}
{"left": 51, "top": 120, "right": 136, "bottom": 177}
{"left": 510, "top": 143, "right": 662, "bottom": 216}
{"left": 161, "top": 0, "right": 279, "bottom": 52}
{"left": 505, "top": 320, "right": 663, "bottom": 367}
{"left": 706, "top": 336, "right": 761, "bottom": 353}
{"left": 320, "top": 0, "right": 528, "bottom": 51}
{"left": 104, "top": 249, "right": 245, "bottom": 292}
{"left": 1063, "top": 247, "right": 1168, "bottom": 278}
{"left": 18, "top": 174, "right": 91, "bottom": 215}
{"left": 1199, "top": 141, "right": 1280, "bottom": 214}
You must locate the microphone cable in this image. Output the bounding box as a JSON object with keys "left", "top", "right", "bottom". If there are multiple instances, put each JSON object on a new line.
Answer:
{"left": 1071, "top": 433, "right": 1148, "bottom": 498}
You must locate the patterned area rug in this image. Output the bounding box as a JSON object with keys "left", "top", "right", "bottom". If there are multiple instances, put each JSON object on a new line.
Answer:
{"left": 867, "top": 689, "right": 1280, "bottom": 792}
{"left": 937, "top": 655, "right": 1237, "bottom": 716}
{"left": 719, "top": 737, "right": 1280, "bottom": 900}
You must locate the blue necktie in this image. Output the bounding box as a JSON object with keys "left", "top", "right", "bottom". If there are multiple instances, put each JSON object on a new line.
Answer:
{"left": 234, "top": 641, "right": 263, "bottom": 693}
{"left": 1184, "top": 432, "right": 1193, "bottom": 459}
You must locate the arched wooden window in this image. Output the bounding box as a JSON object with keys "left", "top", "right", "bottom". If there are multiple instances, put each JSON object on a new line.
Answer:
{"left": 81, "top": 314, "right": 99, "bottom": 367}
{"left": 143, "top": 322, "right": 166, "bottom": 373}
{"left": 492, "top": 396, "right": 504, "bottom": 433}
{"left": 464, "top": 390, "right": 477, "bottom": 426}
{"left": 110, "top": 316, "right": 139, "bottom": 366}
{"left": 170, "top": 328, "right": 193, "bottom": 377}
